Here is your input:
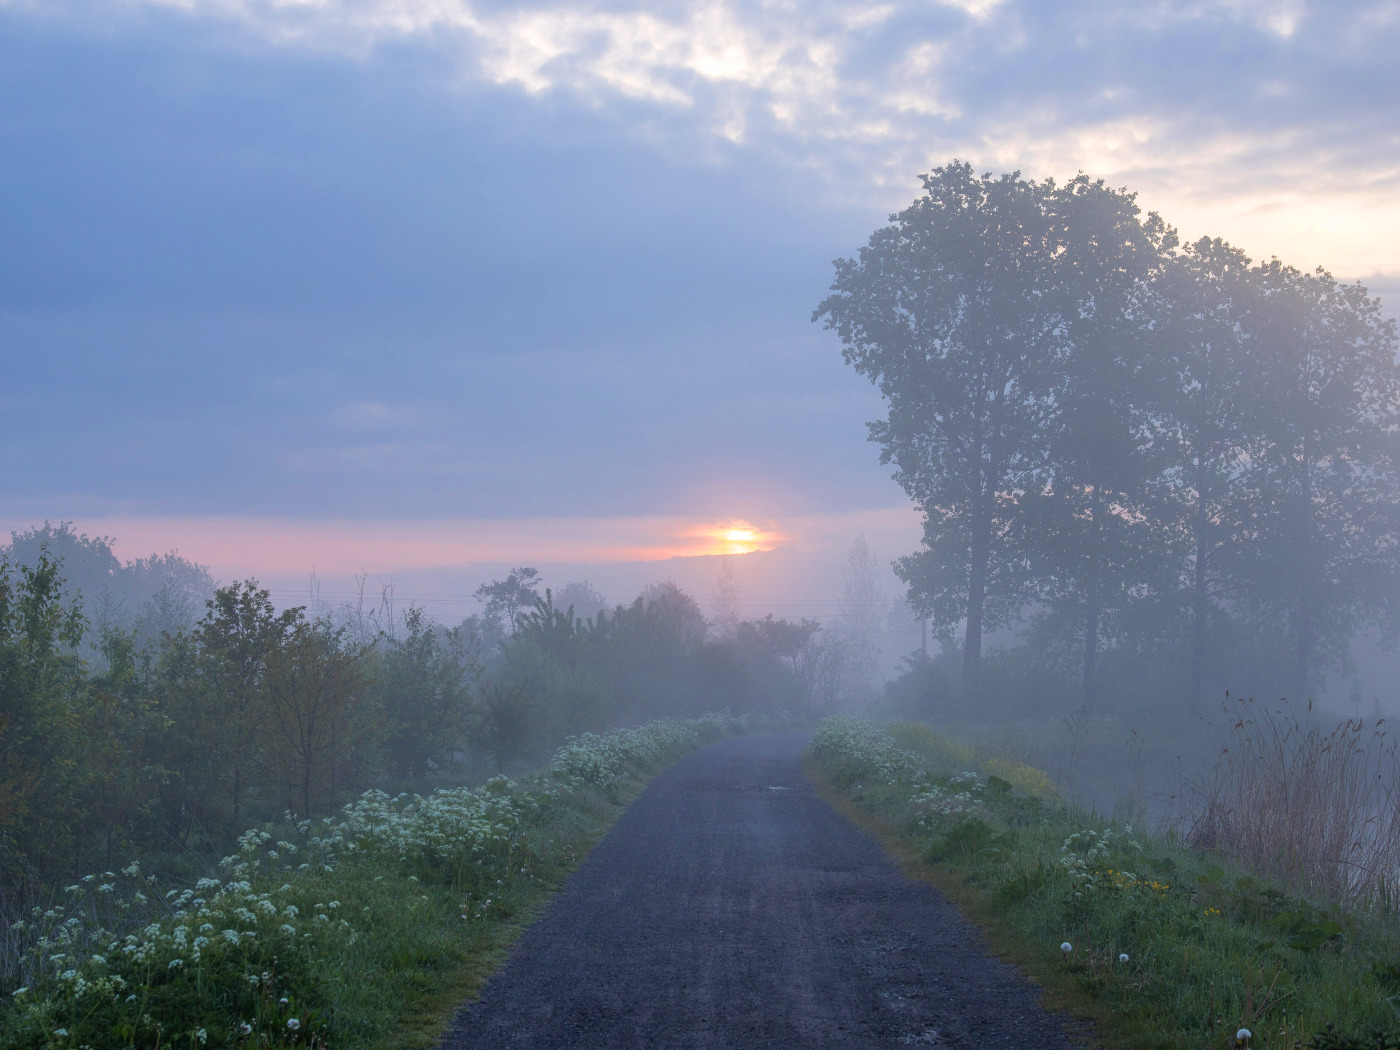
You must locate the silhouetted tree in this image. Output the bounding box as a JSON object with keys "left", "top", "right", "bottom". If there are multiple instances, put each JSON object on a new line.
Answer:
{"left": 815, "top": 161, "right": 1064, "bottom": 687}
{"left": 1151, "top": 237, "right": 1264, "bottom": 707}
{"left": 474, "top": 567, "right": 542, "bottom": 634}
{"left": 1025, "top": 175, "right": 1175, "bottom": 706}
{"left": 1246, "top": 261, "right": 1400, "bottom": 698}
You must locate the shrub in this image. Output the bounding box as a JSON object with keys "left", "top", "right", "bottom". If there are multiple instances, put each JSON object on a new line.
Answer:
{"left": 1, "top": 714, "right": 740, "bottom": 1049}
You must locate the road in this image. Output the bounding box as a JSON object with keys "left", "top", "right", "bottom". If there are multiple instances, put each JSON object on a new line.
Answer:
{"left": 439, "top": 733, "right": 1072, "bottom": 1049}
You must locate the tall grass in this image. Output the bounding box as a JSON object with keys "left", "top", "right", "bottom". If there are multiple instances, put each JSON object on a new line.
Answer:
{"left": 1178, "top": 697, "right": 1400, "bottom": 908}
{"left": 810, "top": 715, "right": 1400, "bottom": 1050}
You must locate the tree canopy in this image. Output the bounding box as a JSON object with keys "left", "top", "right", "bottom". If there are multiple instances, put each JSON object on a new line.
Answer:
{"left": 819, "top": 160, "right": 1400, "bottom": 709}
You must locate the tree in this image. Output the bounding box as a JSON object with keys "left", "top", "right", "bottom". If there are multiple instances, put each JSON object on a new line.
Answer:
{"left": 838, "top": 534, "right": 885, "bottom": 692}
{"left": 193, "top": 581, "right": 301, "bottom": 824}
{"left": 81, "top": 628, "right": 169, "bottom": 867}
{"left": 4, "top": 524, "right": 213, "bottom": 659}
{"left": 1151, "top": 237, "right": 1264, "bottom": 707}
{"left": 262, "top": 619, "right": 373, "bottom": 815}
{"left": 815, "top": 161, "right": 1064, "bottom": 686}
{"left": 1024, "top": 175, "right": 1175, "bottom": 706}
{"left": 474, "top": 567, "right": 542, "bottom": 634}
{"left": 378, "top": 606, "right": 482, "bottom": 779}
{"left": 711, "top": 557, "right": 742, "bottom": 636}
{"left": 0, "top": 553, "right": 88, "bottom": 879}
{"left": 554, "top": 580, "right": 608, "bottom": 623}
{"left": 1246, "top": 261, "right": 1400, "bottom": 698}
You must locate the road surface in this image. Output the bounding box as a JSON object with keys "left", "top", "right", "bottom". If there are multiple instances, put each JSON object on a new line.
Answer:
{"left": 439, "top": 733, "right": 1072, "bottom": 1049}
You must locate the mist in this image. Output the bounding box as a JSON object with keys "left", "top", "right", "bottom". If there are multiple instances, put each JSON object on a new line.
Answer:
{"left": 5, "top": 1, "right": 1400, "bottom": 1046}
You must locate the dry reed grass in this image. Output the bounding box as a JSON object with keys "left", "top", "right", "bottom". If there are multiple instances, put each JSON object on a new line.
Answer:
{"left": 1179, "top": 695, "right": 1400, "bottom": 907}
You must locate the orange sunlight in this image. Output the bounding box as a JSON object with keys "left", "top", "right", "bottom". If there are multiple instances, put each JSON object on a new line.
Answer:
{"left": 692, "top": 521, "right": 783, "bottom": 556}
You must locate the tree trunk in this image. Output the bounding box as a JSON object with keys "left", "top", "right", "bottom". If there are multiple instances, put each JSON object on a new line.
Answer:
{"left": 964, "top": 508, "right": 988, "bottom": 690}
{"left": 1292, "top": 436, "right": 1314, "bottom": 702}
{"left": 1082, "top": 487, "right": 1102, "bottom": 708}
{"left": 1190, "top": 461, "right": 1210, "bottom": 710}
{"left": 1083, "top": 563, "right": 1100, "bottom": 709}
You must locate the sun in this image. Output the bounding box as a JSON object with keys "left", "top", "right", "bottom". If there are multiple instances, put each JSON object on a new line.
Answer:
{"left": 690, "top": 520, "right": 781, "bottom": 556}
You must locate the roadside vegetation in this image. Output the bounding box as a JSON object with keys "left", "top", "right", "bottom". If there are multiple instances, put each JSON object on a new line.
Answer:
{"left": 0, "top": 526, "right": 832, "bottom": 1049}
{"left": 0, "top": 528, "right": 832, "bottom": 913}
{"left": 809, "top": 713, "right": 1400, "bottom": 1050}
{"left": 1, "top": 713, "right": 749, "bottom": 1049}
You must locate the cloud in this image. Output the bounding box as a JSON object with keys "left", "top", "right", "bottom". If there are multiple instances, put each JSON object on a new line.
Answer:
{"left": 2, "top": 0, "right": 1396, "bottom": 536}
{"left": 12, "top": 0, "right": 1395, "bottom": 276}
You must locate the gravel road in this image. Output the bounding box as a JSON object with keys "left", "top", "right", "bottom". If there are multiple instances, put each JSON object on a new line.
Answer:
{"left": 439, "top": 733, "right": 1072, "bottom": 1050}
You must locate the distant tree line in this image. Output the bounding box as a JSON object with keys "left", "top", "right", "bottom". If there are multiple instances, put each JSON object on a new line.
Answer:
{"left": 816, "top": 161, "right": 1400, "bottom": 712}
{"left": 0, "top": 529, "right": 839, "bottom": 895}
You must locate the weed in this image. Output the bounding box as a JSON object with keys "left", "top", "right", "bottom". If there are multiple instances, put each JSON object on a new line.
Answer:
{"left": 810, "top": 716, "right": 1400, "bottom": 1050}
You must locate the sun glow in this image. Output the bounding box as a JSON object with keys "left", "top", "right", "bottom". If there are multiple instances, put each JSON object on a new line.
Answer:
{"left": 698, "top": 520, "right": 779, "bottom": 556}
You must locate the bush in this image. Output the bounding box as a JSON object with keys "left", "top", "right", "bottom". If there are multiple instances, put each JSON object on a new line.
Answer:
{"left": 1, "top": 714, "right": 742, "bottom": 1049}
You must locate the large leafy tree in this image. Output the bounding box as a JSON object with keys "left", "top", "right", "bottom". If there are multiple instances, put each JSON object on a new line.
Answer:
{"left": 1150, "top": 237, "right": 1264, "bottom": 707}
{"left": 1025, "top": 176, "right": 1175, "bottom": 706}
{"left": 1245, "top": 262, "right": 1400, "bottom": 698}
{"left": 814, "top": 162, "right": 1065, "bottom": 684}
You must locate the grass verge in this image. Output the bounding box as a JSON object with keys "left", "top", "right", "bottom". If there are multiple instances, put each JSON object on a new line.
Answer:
{"left": 2, "top": 714, "right": 746, "bottom": 1050}
{"left": 806, "top": 716, "right": 1400, "bottom": 1050}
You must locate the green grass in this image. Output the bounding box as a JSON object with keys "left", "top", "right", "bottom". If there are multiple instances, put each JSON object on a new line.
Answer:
{"left": 299, "top": 784, "right": 627, "bottom": 1050}
{"left": 807, "top": 716, "right": 1400, "bottom": 1050}
{"left": 2, "top": 715, "right": 742, "bottom": 1050}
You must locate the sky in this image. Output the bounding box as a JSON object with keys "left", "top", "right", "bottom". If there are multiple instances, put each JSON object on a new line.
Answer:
{"left": 2, "top": 0, "right": 1398, "bottom": 617}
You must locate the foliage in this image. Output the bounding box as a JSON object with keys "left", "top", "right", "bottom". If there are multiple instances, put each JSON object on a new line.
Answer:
{"left": 3, "top": 524, "right": 213, "bottom": 660}
{"left": 817, "top": 161, "right": 1400, "bottom": 708}
{"left": 0, "top": 715, "right": 742, "bottom": 1049}
{"left": 811, "top": 716, "right": 1400, "bottom": 1050}
{"left": 814, "top": 162, "right": 1064, "bottom": 683}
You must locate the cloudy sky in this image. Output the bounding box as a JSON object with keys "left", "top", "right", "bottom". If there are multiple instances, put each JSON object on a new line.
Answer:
{"left": 2, "top": 0, "right": 1397, "bottom": 611}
